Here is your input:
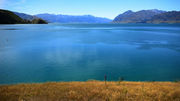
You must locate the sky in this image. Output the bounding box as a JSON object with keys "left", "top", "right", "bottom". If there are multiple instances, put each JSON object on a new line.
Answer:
{"left": 0, "top": 0, "right": 180, "bottom": 19}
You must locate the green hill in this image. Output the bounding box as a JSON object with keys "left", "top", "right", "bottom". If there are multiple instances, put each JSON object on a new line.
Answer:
{"left": 0, "top": 9, "right": 25, "bottom": 24}
{"left": 0, "top": 9, "right": 47, "bottom": 24}
{"left": 31, "top": 18, "right": 48, "bottom": 24}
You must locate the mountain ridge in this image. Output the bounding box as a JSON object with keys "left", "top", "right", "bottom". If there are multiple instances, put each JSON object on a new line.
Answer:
{"left": 113, "top": 9, "right": 166, "bottom": 23}
{"left": 35, "top": 14, "right": 112, "bottom": 23}
{"left": 113, "top": 9, "right": 180, "bottom": 23}
{"left": 1, "top": 9, "right": 180, "bottom": 24}
{"left": 14, "top": 12, "right": 38, "bottom": 21}
{"left": 147, "top": 11, "right": 180, "bottom": 23}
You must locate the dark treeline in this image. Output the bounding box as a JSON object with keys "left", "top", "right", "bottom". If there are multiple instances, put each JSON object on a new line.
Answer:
{"left": 0, "top": 9, "right": 47, "bottom": 24}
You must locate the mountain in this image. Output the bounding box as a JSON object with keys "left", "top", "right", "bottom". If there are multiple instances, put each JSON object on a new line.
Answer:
{"left": 146, "top": 11, "right": 180, "bottom": 23}
{"left": 36, "top": 14, "right": 112, "bottom": 23}
{"left": 0, "top": 9, "right": 47, "bottom": 24}
{"left": 113, "top": 9, "right": 166, "bottom": 23}
{"left": 14, "top": 12, "right": 38, "bottom": 21}
{"left": 0, "top": 9, "right": 25, "bottom": 24}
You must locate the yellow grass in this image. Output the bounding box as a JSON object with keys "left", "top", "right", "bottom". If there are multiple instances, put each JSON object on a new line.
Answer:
{"left": 0, "top": 81, "right": 180, "bottom": 101}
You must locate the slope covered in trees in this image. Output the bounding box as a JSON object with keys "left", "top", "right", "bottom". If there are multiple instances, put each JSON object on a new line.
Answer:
{"left": 0, "top": 9, "right": 47, "bottom": 24}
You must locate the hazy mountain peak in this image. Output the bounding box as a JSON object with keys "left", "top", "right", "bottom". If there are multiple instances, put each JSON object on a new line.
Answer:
{"left": 123, "top": 10, "right": 134, "bottom": 14}
{"left": 113, "top": 9, "right": 180, "bottom": 23}
{"left": 113, "top": 9, "right": 167, "bottom": 23}
{"left": 148, "top": 9, "right": 166, "bottom": 14}
{"left": 150, "top": 9, "right": 160, "bottom": 11}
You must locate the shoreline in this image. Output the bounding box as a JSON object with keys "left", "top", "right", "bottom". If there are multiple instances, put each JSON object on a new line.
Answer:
{"left": 1, "top": 81, "right": 180, "bottom": 101}
{"left": 0, "top": 80, "right": 178, "bottom": 85}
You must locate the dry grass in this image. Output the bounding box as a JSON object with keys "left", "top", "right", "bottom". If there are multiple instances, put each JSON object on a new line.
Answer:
{"left": 0, "top": 81, "right": 180, "bottom": 101}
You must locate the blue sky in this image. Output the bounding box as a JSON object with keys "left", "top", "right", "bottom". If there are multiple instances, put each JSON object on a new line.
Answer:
{"left": 0, "top": 0, "right": 180, "bottom": 19}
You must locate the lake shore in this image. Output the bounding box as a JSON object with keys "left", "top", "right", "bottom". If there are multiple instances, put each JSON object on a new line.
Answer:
{"left": 0, "top": 81, "right": 180, "bottom": 101}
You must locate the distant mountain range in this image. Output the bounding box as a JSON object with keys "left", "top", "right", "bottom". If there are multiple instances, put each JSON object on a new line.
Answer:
{"left": 14, "top": 12, "right": 38, "bottom": 21}
{"left": 1, "top": 9, "right": 180, "bottom": 24}
{"left": 0, "top": 9, "right": 112, "bottom": 24}
{"left": 113, "top": 9, "right": 180, "bottom": 23}
{"left": 35, "top": 14, "right": 112, "bottom": 23}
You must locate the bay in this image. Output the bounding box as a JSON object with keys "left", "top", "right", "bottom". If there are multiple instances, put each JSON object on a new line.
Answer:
{"left": 0, "top": 23, "right": 180, "bottom": 84}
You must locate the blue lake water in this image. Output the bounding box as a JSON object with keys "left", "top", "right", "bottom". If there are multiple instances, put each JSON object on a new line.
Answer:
{"left": 0, "top": 23, "right": 180, "bottom": 84}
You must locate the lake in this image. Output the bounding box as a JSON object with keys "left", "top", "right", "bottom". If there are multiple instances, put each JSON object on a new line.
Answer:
{"left": 0, "top": 23, "right": 180, "bottom": 84}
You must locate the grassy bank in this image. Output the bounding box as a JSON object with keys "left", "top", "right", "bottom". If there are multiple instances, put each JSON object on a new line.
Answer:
{"left": 0, "top": 81, "right": 180, "bottom": 101}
